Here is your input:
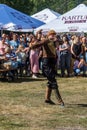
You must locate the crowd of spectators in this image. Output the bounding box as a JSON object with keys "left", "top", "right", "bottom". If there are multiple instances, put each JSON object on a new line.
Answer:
{"left": 0, "top": 30, "right": 87, "bottom": 80}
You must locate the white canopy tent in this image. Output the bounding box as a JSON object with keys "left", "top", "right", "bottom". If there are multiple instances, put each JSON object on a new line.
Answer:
{"left": 36, "top": 4, "right": 87, "bottom": 33}
{"left": 31, "top": 8, "right": 61, "bottom": 23}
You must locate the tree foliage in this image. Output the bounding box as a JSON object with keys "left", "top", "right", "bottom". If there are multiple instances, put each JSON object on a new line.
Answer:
{"left": 0, "top": 0, "right": 86, "bottom": 15}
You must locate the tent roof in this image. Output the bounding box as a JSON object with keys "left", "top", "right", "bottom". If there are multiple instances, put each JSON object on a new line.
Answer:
{"left": 36, "top": 4, "right": 87, "bottom": 33}
{"left": 0, "top": 4, "right": 44, "bottom": 30}
{"left": 32, "top": 8, "right": 61, "bottom": 23}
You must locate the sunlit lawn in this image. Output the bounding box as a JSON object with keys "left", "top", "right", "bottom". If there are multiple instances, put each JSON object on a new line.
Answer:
{"left": 0, "top": 76, "right": 87, "bottom": 130}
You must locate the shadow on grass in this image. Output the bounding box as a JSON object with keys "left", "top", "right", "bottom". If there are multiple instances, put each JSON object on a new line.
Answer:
{"left": 0, "top": 76, "right": 46, "bottom": 83}
{"left": 77, "top": 104, "right": 87, "bottom": 107}
{"left": 66, "top": 103, "right": 87, "bottom": 108}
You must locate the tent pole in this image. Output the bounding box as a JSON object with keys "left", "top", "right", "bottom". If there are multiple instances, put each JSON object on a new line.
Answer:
{"left": 1, "top": 29, "right": 3, "bottom": 36}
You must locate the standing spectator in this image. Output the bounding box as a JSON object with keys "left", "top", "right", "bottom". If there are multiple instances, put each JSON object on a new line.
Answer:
{"left": 5, "top": 34, "right": 11, "bottom": 45}
{"left": 0, "top": 36, "right": 8, "bottom": 55}
{"left": 10, "top": 33, "right": 19, "bottom": 52}
{"left": 29, "top": 35, "right": 39, "bottom": 78}
{"left": 59, "top": 35, "right": 71, "bottom": 77}
{"left": 81, "top": 37, "right": 87, "bottom": 63}
{"left": 71, "top": 35, "right": 83, "bottom": 59}
{"left": 54, "top": 35, "right": 62, "bottom": 75}
{"left": 70, "top": 35, "right": 83, "bottom": 74}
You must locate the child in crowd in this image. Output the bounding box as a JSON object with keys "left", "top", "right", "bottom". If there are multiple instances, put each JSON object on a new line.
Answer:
{"left": 16, "top": 45, "right": 27, "bottom": 65}
{"left": 16, "top": 45, "right": 28, "bottom": 76}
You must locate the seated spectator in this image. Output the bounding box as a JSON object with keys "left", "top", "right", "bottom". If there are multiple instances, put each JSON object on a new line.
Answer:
{"left": 73, "top": 56, "right": 87, "bottom": 76}
{"left": 0, "top": 47, "right": 18, "bottom": 80}
{"left": 2, "top": 47, "right": 18, "bottom": 69}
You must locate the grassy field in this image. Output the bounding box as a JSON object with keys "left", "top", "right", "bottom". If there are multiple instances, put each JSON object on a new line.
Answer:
{"left": 0, "top": 76, "right": 87, "bottom": 130}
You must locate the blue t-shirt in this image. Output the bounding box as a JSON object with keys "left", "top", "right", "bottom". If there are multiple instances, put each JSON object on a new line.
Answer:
{"left": 10, "top": 40, "right": 19, "bottom": 50}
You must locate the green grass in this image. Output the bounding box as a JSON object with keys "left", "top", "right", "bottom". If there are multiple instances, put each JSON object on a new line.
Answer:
{"left": 0, "top": 76, "right": 87, "bottom": 130}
